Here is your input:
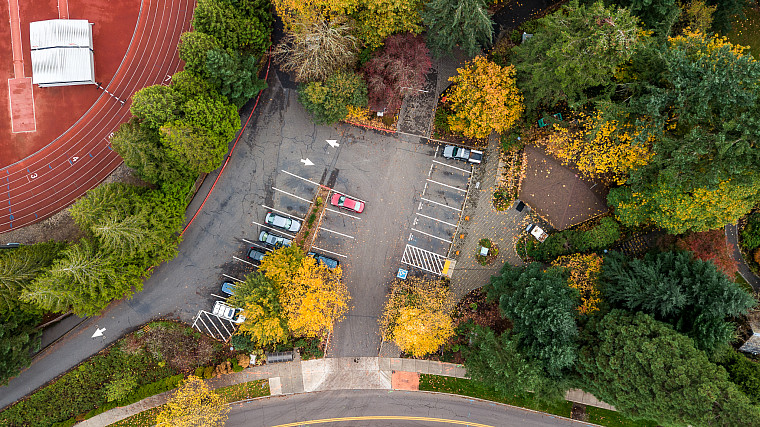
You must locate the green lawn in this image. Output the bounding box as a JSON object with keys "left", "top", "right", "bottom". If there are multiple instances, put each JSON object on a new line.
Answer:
{"left": 419, "top": 375, "right": 658, "bottom": 427}
{"left": 728, "top": 8, "right": 760, "bottom": 57}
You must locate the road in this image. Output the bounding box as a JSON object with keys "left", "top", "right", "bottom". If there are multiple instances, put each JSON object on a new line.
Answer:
{"left": 226, "top": 390, "right": 584, "bottom": 427}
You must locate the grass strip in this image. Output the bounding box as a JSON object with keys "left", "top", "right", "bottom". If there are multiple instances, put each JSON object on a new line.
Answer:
{"left": 419, "top": 375, "right": 657, "bottom": 427}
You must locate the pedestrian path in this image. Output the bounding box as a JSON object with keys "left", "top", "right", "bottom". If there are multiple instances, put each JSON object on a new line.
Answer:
{"left": 726, "top": 223, "right": 760, "bottom": 291}
{"left": 80, "top": 357, "right": 613, "bottom": 426}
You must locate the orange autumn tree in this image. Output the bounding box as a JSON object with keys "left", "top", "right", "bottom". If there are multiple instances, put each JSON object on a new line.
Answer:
{"left": 552, "top": 253, "right": 603, "bottom": 315}
{"left": 446, "top": 56, "right": 524, "bottom": 139}
{"left": 543, "top": 110, "right": 654, "bottom": 184}
{"left": 381, "top": 277, "right": 455, "bottom": 357}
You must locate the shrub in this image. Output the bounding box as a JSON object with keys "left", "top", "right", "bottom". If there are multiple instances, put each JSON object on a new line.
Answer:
{"left": 298, "top": 71, "right": 368, "bottom": 125}
{"left": 203, "top": 366, "right": 215, "bottom": 379}
{"left": 193, "top": 367, "right": 205, "bottom": 378}
{"left": 741, "top": 212, "right": 760, "bottom": 250}
{"left": 434, "top": 108, "right": 451, "bottom": 134}
{"left": 716, "top": 347, "right": 760, "bottom": 404}
{"left": 676, "top": 228, "right": 739, "bottom": 278}
{"left": 105, "top": 371, "right": 138, "bottom": 402}
{"left": 572, "top": 217, "right": 620, "bottom": 252}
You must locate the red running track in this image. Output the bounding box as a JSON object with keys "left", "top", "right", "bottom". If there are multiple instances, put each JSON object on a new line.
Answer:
{"left": 0, "top": 0, "right": 194, "bottom": 233}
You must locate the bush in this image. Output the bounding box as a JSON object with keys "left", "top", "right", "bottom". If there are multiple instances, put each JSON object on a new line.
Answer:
{"left": 572, "top": 217, "right": 620, "bottom": 252}
{"left": 193, "top": 366, "right": 205, "bottom": 378}
{"left": 230, "top": 334, "right": 256, "bottom": 353}
{"left": 434, "top": 108, "right": 451, "bottom": 134}
{"left": 203, "top": 366, "right": 215, "bottom": 379}
{"left": 105, "top": 371, "right": 138, "bottom": 402}
{"left": 500, "top": 132, "right": 524, "bottom": 152}
{"left": 716, "top": 347, "right": 760, "bottom": 404}
{"left": 298, "top": 71, "right": 368, "bottom": 125}
{"left": 520, "top": 218, "right": 621, "bottom": 262}
{"left": 741, "top": 212, "right": 760, "bottom": 250}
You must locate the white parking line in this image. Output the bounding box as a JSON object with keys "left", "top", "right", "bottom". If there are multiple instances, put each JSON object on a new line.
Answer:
{"left": 420, "top": 197, "right": 462, "bottom": 212}
{"left": 411, "top": 228, "right": 454, "bottom": 243}
{"left": 426, "top": 179, "right": 467, "bottom": 193}
{"left": 203, "top": 312, "right": 226, "bottom": 340}
{"left": 240, "top": 238, "right": 271, "bottom": 250}
{"left": 281, "top": 169, "right": 320, "bottom": 187}
{"left": 319, "top": 227, "right": 355, "bottom": 239}
{"left": 272, "top": 187, "right": 314, "bottom": 204}
{"left": 210, "top": 293, "right": 228, "bottom": 300}
{"left": 222, "top": 273, "right": 245, "bottom": 282}
{"left": 233, "top": 256, "right": 258, "bottom": 266}
{"left": 434, "top": 145, "right": 439, "bottom": 158}
{"left": 432, "top": 159, "right": 472, "bottom": 174}
{"left": 310, "top": 246, "right": 348, "bottom": 258}
{"left": 325, "top": 207, "right": 361, "bottom": 220}
{"left": 415, "top": 212, "right": 458, "bottom": 227}
{"left": 428, "top": 163, "right": 434, "bottom": 177}
{"left": 251, "top": 221, "right": 297, "bottom": 238}
{"left": 261, "top": 205, "right": 306, "bottom": 221}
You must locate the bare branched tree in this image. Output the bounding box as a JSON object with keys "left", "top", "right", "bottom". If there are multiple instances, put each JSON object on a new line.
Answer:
{"left": 273, "top": 17, "right": 359, "bottom": 82}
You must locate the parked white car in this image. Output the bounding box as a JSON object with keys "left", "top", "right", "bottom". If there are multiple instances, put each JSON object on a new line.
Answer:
{"left": 212, "top": 301, "right": 246, "bottom": 324}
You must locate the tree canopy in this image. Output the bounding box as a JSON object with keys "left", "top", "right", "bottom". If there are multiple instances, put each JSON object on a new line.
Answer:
{"left": 577, "top": 310, "right": 760, "bottom": 425}
{"left": 228, "top": 272, "right": 288, "bottom": 347}
{"left": 601, "top": 250, "right": 755, "bottom": 351}
{"left": 446, "top": 56, "right": 523, "bottom": 139}
{"left": 156, "top": 375, "right": 229, "bottom": 427}
{"left": 487, "top": 263, "right": 579, "bottom": 377}
{"left": 298, "top": 71, "right": 368, "bottom": 124}
{"left": 421, "top": 0, "right": 493, "bottom": 57}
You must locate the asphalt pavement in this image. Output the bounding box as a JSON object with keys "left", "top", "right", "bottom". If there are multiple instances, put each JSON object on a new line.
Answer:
{"left": 225, "top": 390, "right": 585, "bottom": 427}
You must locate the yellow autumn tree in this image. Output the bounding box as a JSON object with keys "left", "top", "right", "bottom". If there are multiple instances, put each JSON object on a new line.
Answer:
{"left": 446, "top": 56, "right": 524, "bottom": 139}
{"left": 282, "top": 257, "right": 350, "bottom": 337}
{"left": 228, "top": 272, "right": 288, "bottom": 347}
{"left": 381, "top": 277, "right": 455, "bottom": 357}
{"left": 552, "top": 253, "right": 603, "bottom": 315}
{"left": 352, "top": 0, "right": 423, "bottom": 48}
{"left": 272, "top": 0, "right": 358, "bottom": 24}
{"left": 156, "top": 376, "right": 228, "bottom": 427}
{"left": 261, "top": 246, "right": 350, "bottom": 338}
{"left": 543, "top": 110, "right": 654, "bottom": 184}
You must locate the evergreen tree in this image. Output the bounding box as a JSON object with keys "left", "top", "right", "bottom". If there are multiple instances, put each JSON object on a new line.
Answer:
{"left": 0, "top": 242, "right": 67, "bottom": 314}
{"left": 421, "top": 0, "right": 493, "bottom": 57}
{"left": 192, "top": 0, "right": 272, "bottom": 55}
{"left": 228, "top": 272, "right": 288, "bottom": 347}
{"left": 601, "top": 250, "right": 755, "bottom": 351}
{"left": 487, "top": 263, "right": 579, "bottom": 377}
{"left": 577, "top": 310, "right": 760, "bottom": 425}
{"left": 0, "top": 310, "right": 41, "bottom": 386}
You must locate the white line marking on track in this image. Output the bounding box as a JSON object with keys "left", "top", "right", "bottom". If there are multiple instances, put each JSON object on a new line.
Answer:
{"left": 325, "top": 207, "right": 361, "bottom": 220}
{"left": 415, "top": 212, "right": 458, "bottom": 227}
{"left": 233, "top": 256, "right": 257, "bottom": 266}
{"left": 272, "top": 187, "right": 313, "bottom": 204}
{"left": 310, "top": 246, "right": 348, "bottom": 258}
{"left": 319, "top": 227, "right": 355, "bottom": 239}
{"left": 432, "top": 159, "right": 472, "bottom": 174}
{"left": 420, "top": 197, "right": 462, "bottom": 212}
{"left": 426, "top": 179, "right": 467, "bottom": 192}
{"left": 411, "top": 228, "right": 454, "bottom": 243}
{"left": 261, "top": 205, "right": 306, "bottom": 221}
{"left": 222, "top": 273, "right": 245, "bottom": 282}
{"left": 251, "top": 221, "right": 297, "bottom": 238}
{"left": 280, "top": 169, "right": 320, "bottom": 187}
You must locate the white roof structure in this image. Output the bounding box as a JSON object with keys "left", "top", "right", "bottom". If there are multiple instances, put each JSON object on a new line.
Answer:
{"left": 29, "top": 19, "right": 95, "bottom": 87}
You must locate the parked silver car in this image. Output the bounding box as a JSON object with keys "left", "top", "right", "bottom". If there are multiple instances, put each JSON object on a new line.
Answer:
{"left": 265, "top": 211, "right": 301, "bottom": 232}
{"left": 259, "top": 231, "right": 292, "bottom": 248}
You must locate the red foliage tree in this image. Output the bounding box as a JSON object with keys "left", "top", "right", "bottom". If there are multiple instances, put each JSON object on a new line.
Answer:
{"left": 676, "top": 229, "right": 739, "bottom": 278}
{"left": 362, "top": 33, "right": 432, "bottom": 113}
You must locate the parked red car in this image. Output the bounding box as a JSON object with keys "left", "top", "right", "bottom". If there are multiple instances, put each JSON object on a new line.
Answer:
{"left": 330, "top": 193, "right": 365, "bottom": 213}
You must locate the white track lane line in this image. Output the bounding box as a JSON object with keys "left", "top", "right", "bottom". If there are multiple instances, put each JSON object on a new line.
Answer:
{"left": 415, "top": 212, "right": 458, "bottom": 228}
{"left": 310, "top": 246, "right": 348, "bottom": 258}
{"left": 420, "top": 197, "right": 462, "bottom": 212}
{"left": 272, "top": 187, "right": 313, "bottom": 204}
{"left": 319, "top": 227, "right": 355, "bottom": 239}
{"left": 426, "top": 179, "right": 468, "bottom": 193}
{"left": 432, "top": 159, "right": 472, "bottom": 174}
{"left": 411, "top": 228, "right": 454, "bottom": 243}
{"left": 325, "top": 207, "right": 361, "bottom": 220}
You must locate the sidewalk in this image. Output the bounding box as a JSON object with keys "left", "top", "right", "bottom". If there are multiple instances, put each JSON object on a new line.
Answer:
{"left": 79, "top": 357, "right": 613, "bottom": 426}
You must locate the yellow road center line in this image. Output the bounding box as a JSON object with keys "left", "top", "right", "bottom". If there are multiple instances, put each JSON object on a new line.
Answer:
{"left": 269, "top": 415, "right": 495, "bottom": 427}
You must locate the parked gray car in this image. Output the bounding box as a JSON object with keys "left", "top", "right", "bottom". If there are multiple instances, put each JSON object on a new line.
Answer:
{"left": 442, "top": 145, "right": 483, "bottom": 164}
{"left": 259, "top": 231, "right": 292, "bottom": 248}
{"left": 265, "top": 211, "right": 301, "bottom": 232}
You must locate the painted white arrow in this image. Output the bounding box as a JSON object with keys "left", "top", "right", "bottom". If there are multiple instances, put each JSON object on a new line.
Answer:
{"left": 326, "top": 139, "right": 339, "bottom": 148}
{"left": 92, "top": 327, "right": 106, "bottom": 338}
{"left": 300, "top": 158, "right": 314, "bottom": 166}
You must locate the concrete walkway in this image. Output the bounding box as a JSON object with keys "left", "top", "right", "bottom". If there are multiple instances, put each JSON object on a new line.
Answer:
{"left": 78, "top": 357, "right": 613, "bottom": 426}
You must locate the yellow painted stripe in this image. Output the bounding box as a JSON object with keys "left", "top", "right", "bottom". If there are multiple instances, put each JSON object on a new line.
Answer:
{"left": 269, "top": 415, "right": 495, "bottom": 427}
{"left": 443, "top": 259, "right": 451, "bottom": 274}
